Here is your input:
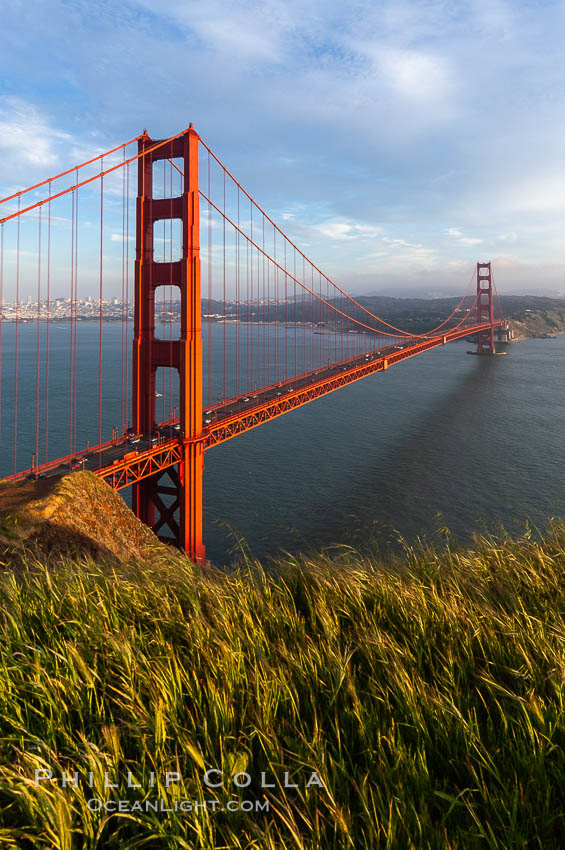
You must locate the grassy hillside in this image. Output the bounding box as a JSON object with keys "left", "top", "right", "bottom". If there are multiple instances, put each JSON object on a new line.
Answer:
{"left": 354, "top": 295, "right": 565, "bottom": 339}
{"left": 1, "top": 527, "right": 565, "bottom": 848}
{"left": 499, "top": 297, "right": 565, "bottom": 339}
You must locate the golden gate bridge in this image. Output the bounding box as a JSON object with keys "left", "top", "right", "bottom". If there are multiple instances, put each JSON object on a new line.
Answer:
{"left": 0, "top": 124, "right": 504, "bottom": 562}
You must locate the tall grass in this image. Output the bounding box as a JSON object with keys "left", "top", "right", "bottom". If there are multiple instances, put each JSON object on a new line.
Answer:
{"left": 1, "top": 524, "right": 565, "bottom": 848}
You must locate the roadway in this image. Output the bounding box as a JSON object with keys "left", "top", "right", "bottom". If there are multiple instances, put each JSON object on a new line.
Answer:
{"left": 6, "top": 327, "right": 495, "bottom": 485}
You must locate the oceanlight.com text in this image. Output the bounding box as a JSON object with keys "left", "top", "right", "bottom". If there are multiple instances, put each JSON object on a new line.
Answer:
{"left": 86, "top": 797, "right": 270, "bottom": 814}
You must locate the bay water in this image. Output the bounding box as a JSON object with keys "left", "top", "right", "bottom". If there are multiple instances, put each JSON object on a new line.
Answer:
{"left": 1, "top": 322, "right": 564, "bottom": 565}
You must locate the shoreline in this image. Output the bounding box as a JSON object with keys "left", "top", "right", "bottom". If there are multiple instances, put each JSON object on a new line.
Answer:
{"left": 4, "top": 318, "right": 565, "bottom": 344}
{"left": 511, "top": 329, "right": 565, "bottom": 343}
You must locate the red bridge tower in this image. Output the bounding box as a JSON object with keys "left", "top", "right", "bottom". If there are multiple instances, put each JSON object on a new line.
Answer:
{"left": 475, "top": 261, "right": 496, "bottom": 354}
{"left": 132, "top": 125, "right": 205, "bottom": 562}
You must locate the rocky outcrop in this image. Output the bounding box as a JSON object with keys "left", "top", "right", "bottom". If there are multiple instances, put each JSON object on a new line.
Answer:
{"left": 0, "top": 472, "right": 166, "bottom": 565}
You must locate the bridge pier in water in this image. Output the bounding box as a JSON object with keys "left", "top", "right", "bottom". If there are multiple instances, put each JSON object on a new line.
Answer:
{"left": 132, "top": 125, "right": 206, "bottom": 563}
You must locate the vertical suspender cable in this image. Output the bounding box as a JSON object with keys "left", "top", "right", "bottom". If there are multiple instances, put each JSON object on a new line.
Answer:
{"left": 236, "top": 187, "right": 240, "bottom": 399}
{"left": 257, "top": 211, "right": 261, "bottom": 389}
{"left": 294, "top": 249, "right": 297, "bottom": 378}
{"left": 14, "top": 198, "right": 20, "bottom": 473}
{"left": 261, "top": 212, "right": 265, "bottom": 389}
{"left": 302, "top": 256, "right": 305, "bottom": 374}
{"left": 317, "top": 269, "right": 320, "bottom": 365}
{"left": 326, "top": 276, "right": 329, "bottom": 366}
{"left": 223, "top": 170, "right": 226, "bottom": 402}
{"left": 69, "top": 188, "right": 75, "bottom": 456}
{"left": 250, "top": 196, "right": 254, "bottom": 392}
{"left": 284, "top": 239, "right": 290, "bottom": 378}
{"left": 284, "top": 241, "right": 288, "bottom": 379}
{"left": 73, "top": 180, "right": 79, "bottom": 454}
{"left": 69, "top": 168, "right": 79, "bottom": 457}
{"left": 334, "top": 278, "right": 337, "bottom": 363}
{"left": 207, "top": 152, "right": 212, "bottom": 410}
{"left": 125, "top": 161, "right": 130, "bottom": 429}
{"left": 121, "top": 149, "right": 126, "bottom": 433}
{"left": 261, "top": 217, "right": 265, "bottom": 389}
{"left": 310, "top": 265, "right": 314, "bottom": 372}
{"left": 98, "top": 163, "right": 104, "bottom": 451}
{"left": 35, "top": 207, "right": 41, "bottom": 466}
{"left": 273, "top": 227, "right": 280, "bottom": 384}
{"left": 247, "top": 199, "right": 251, "bottom": 396}
{"left": 162, "top": 163, "right": 167, "bottom": 421}
{"left": 45, "top": 183, "right": 51, "bottom": 461}
{"left": 0, "top": 222, "right": 3, "bottom": 440}
{"left": 169, "top": 159, "right": 173, "bottom": 422}
{"left": 265, "top": 228, "right": 269, "bottom": 384}
{"left": 258, "top": 224, "right": 262, "bottom": 389}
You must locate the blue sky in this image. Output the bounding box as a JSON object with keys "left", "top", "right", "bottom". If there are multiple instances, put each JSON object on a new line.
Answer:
{"left": 1, "top": 0, "right": 565, "bottom": 296}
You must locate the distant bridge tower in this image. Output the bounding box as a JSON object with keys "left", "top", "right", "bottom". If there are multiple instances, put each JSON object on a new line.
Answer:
{"left": 475, "top": 261, "right": 496, "bottom": 354}
{"left": 132, "top": 125, "right": 205, "bottom": 562}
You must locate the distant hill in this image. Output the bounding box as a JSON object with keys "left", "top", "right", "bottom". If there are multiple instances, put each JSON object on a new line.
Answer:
{"left": 201, "top": 294, "right": 565, "bottom": 338}
{"left": 352, "top": 294, "right": 565, "bottom": 339}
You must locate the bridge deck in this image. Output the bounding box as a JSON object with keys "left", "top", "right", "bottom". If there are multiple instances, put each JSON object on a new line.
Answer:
{"left": 4, "top": 321, "right": 503, "bottom": 490}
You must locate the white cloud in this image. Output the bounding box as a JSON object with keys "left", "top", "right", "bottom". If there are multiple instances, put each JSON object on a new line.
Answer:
{"left": 446, "top": 227, "right": 482, "bottom": 246}
{"left": 134, "top": 0, "right": 287, "bottom": 63}
{"left": 498, "top": 173, "right": 565, "bottom": 214}
{"left": 312, "top": 219, "right": 384, "bottom": 240}
{"left": 195, "top": 17, "right": 279, "bottom": 62}
{"left": 359, "top": 234, "right": 437, "bottom": 272}
{"left": 370, "top": 47, "right": 455, "bottom": 103}
{"left": 364, "top": 251, "right": 388, "bottom": 259}
{"left": 0, "top": 97, "right": 71, "bottom": 168}
{"left": 383, "top": 236, "right": 425, "bottom": 249}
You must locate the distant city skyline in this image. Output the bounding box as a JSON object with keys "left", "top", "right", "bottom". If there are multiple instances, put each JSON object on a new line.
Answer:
{"left": 1, "top": 1, "right": 565, "bottom": 298}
